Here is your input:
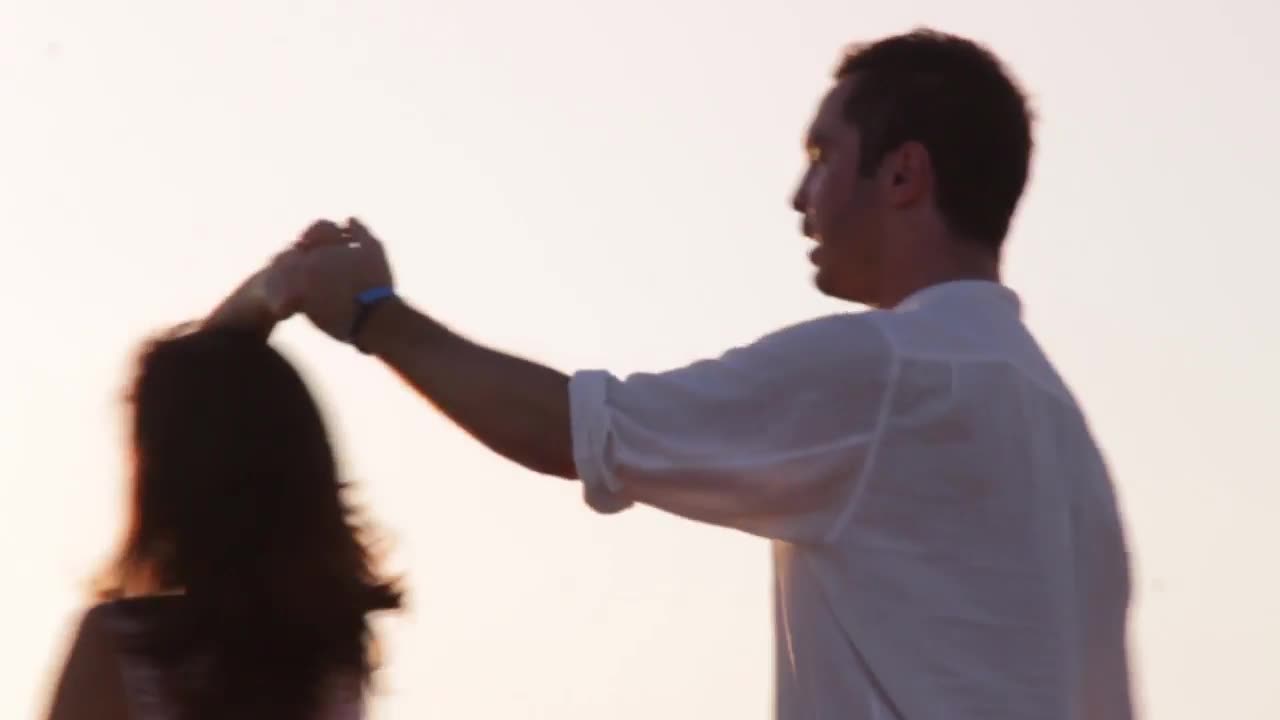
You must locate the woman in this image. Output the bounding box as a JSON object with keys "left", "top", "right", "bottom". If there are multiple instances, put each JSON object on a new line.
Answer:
{"left": 44, "top": 266, "right": 402, "bottom": 720}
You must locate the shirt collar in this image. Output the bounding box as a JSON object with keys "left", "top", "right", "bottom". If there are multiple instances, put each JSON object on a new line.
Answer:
{"left": 893, "top": 280, "right": 1022, "bottom": 316}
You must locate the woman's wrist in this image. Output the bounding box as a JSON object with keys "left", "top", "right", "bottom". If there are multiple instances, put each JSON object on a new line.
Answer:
{"left": 203, "top": 271, "right": 279, "bottom": 339}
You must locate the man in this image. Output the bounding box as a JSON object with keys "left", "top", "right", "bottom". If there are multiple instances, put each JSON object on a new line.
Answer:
{"left": 240, "top": 29, "right": 1133, "bottom": 720}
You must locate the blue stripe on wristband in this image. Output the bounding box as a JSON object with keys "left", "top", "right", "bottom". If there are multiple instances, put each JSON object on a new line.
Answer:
{"left": 349, "top": 286, "right": 397, "bottom": 353}
{"left": 356, "top": 286, "right": 396, "bottom": 304}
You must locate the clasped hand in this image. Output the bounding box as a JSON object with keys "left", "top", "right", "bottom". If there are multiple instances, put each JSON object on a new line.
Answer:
{"left": 207, "top": 217, "right": 395, "bottom": 342}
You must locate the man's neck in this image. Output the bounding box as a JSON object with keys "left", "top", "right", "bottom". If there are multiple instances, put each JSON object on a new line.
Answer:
{"left": 879, "top": 245, "right": 1001, "bottom": 309}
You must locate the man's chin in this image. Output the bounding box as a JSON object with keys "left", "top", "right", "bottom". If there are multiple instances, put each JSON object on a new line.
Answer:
{"left": 812, "top": 268, "right": 841, "bottom": 298}
{"left": 813, "top": 269, "right": 872, "bottom": 306}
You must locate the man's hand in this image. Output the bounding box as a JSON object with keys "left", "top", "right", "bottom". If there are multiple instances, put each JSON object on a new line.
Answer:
{"left": 287, "top": 218, "right": 395, "bottom": 343}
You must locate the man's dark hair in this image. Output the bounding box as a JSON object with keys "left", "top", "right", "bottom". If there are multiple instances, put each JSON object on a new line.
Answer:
{"left": 836, "top": 29, "right": 1033, "bottom": 251}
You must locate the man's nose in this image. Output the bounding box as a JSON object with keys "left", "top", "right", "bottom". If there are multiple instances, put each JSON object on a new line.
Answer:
{"left": 791, "top": 176, "right": 809, "bottom": 214}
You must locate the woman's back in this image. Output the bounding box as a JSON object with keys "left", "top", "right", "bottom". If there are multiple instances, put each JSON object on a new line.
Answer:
{"left": 112, "top": 597, "right": 366, "bottom": 720}
{"left": 53, "top": 598, "right": 365, "bottom": 720}
{"left": 45, "top": 328, "right": 401, "bottom": 720}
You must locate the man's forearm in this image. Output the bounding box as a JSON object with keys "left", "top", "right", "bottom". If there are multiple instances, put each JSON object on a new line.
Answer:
{"left": 359, "top": 298, "right": 578, "bottom": 479}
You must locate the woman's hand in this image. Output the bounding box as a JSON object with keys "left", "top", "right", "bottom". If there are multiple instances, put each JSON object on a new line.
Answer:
{"left": 203, "top": 252, "right": 305, "bottom": 338}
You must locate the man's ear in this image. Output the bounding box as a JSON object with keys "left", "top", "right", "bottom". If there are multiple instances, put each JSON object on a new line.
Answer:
{"left": 880, "top": 141, "right": 932, "bottom": 206}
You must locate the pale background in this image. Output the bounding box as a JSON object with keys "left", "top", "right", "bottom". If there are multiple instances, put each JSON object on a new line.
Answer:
{"left": 2, "top": 0, "right": 1277, "bottom": 718}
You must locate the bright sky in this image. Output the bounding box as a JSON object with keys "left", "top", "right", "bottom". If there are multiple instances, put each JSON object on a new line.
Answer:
{"left": 2, "top": 1, "right": 1277, "bottom": 718}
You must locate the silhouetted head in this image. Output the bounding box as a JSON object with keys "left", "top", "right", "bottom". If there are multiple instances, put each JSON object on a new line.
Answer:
{"left": 103, "top": 325, "right": 402, "bottom": 720}
{"left": 792, "top": 29, "right": 1034, "bottom": 306}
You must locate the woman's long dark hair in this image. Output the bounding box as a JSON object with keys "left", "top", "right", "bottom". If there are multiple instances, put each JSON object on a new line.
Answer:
{"left": 99, "top": 326, "right": 402, "bottom": 719}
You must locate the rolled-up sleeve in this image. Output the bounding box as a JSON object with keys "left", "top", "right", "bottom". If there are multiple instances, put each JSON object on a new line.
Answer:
{"left": 568, "top": 313, "right": 897, "bottom": 542}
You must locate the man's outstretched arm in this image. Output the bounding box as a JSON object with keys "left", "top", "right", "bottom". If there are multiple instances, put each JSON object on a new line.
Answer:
{"left": 358, "top": 296, "right": 578, "bottom": 479}
{"left": 278, "top": 218, "right": 891, "bottom": 537}
{"left": 281, "top": 218, "right": 576, "bottom": 478}
{"left": 280, "top": 219, "right": 895, "bottom": 541}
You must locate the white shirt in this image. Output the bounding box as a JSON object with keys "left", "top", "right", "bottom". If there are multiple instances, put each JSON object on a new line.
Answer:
{"left": 569, "top": 280, "right": 1133, "bottom": 720}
